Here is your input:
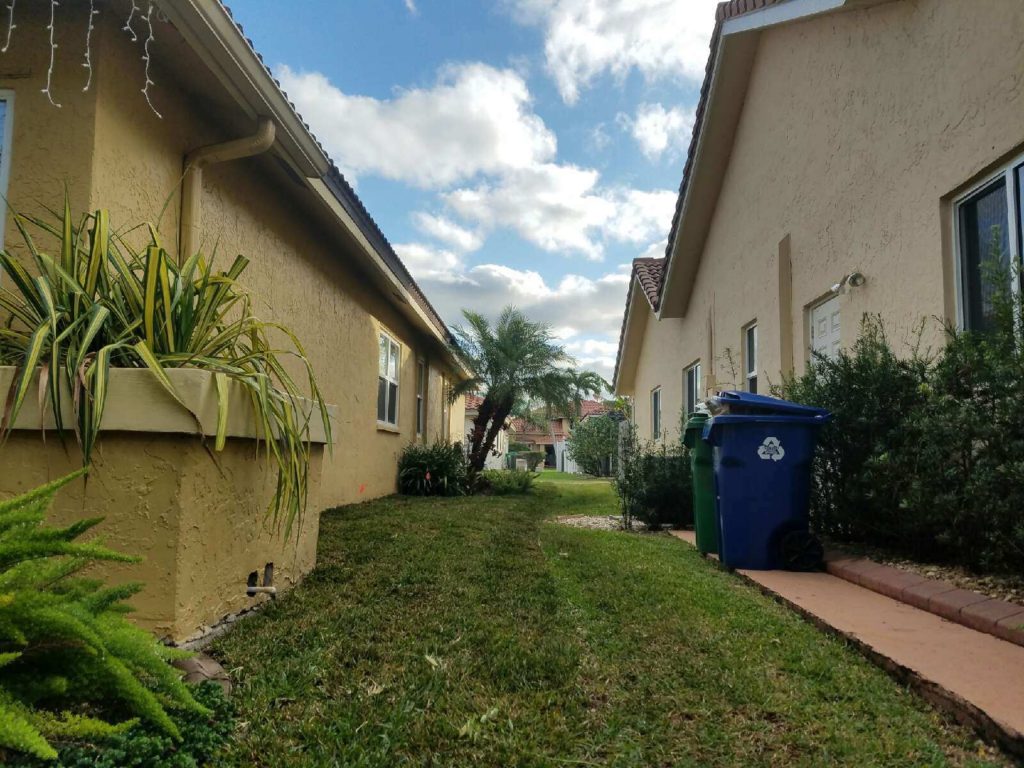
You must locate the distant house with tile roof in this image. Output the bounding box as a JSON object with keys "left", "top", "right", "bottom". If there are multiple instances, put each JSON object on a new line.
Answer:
{"left": 614, "top": 0, "right": 1024, "bottom": 443}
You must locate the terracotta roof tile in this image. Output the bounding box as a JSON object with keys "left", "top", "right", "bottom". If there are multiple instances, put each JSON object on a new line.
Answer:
{"left": 464, "top": 393, "right": 484, "bottom": 411}
{"left": 633, "top": 258, "right": 665, "bottom": 312}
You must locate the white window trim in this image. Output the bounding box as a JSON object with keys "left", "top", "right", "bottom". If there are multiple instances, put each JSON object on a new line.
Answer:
{"left": 744, "top": 323, "right": 758, "bottom": 391}
{"left": 684, "top": 361, "right": 702, "bottom": 414}
{"left": 377, "top": 331, "right": 401, "bottom": 427}
{"left": 415, "top": 358, "right": 426, "bottom": 436}
{"left": 651, "top": 386, "right": 662, "bottom": 436}
{"left": 952, "top": 152, "right": 1023, "bottom": 330}
{"left": 0, "top": 91, "right": 14, "bottom": 250}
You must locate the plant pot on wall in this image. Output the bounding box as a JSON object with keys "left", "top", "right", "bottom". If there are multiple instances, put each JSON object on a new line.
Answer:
{"left": 0, "top": 366, "right": 336, "bottom": 643}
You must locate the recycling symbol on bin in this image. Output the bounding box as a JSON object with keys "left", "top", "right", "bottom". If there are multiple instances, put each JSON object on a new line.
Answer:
{"left": 757, "top": 436, "right": 785, "bottom": 462}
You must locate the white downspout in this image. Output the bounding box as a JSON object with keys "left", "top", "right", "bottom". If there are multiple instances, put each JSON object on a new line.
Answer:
{"left": 180, "top": 117, "right": 276, "bottom": 261}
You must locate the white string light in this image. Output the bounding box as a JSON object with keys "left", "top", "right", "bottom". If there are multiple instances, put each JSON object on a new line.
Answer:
{"left": 42, "top": 0, "right": 60, "bottom": 108}
{"left": 1, "top": 0, "right": 16, "bottom": 54}
{"left": 141, "top": 2, "right": 161, "bottom": 118}
{"left": 81, "top": 0, "right": 97, "bottom": 91}
{"left": 123, "top": 0, "right": 138, "bottom": 42}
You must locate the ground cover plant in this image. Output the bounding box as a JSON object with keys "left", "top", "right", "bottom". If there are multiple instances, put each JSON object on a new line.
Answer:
{"left": 209, "top": 476, "right": 999, "bottom": 766}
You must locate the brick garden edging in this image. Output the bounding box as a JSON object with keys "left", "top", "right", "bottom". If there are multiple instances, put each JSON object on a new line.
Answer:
{"left": 825, "top": 553, "right": 1024, "bottom": 647}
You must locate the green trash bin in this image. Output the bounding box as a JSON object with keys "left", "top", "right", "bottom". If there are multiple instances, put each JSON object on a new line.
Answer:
{"left": 683, "top": 412, "right": 718, "bottom": 556}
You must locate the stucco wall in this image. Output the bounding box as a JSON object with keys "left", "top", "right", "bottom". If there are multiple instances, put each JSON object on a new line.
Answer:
{"left": 629, "top": 312, "right": 686, "bottom": 444}
{"left": 0, "top": 431, "right": 322, "bottom": 642}
{"left": 0, "top": 4, "right": 97, "bottom": 246}
{"left": 627, "top": 0, "right": 1024, "bottom": 434}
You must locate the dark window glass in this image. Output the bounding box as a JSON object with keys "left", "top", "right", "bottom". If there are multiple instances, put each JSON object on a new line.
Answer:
{"left": 377, "top": 377, "right": 387, "bottom": 422}
{"left": 652, "top": 389, "right": 661, "bottom": 435}
{"left": 387, "top": 382, "right": 398, "bottom": 424}
{"left": 960, "top": 178, "right": 1010, "bottom": 332}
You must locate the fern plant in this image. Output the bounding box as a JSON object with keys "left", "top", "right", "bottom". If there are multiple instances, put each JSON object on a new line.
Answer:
{"left": 0, "top": 195, "right": 331, "bottom": 535}
{"left": 0, "top": 471, "right": 208, "bottom": 762}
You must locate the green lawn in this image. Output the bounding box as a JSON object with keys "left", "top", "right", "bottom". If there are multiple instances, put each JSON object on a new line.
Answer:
{"left": 209, "top": 478, "right": 1001, "bottom": 767}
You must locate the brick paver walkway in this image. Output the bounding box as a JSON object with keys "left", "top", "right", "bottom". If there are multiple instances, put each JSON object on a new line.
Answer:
{"left": 670, "top": 530, "right": 1024, "bottom": 756}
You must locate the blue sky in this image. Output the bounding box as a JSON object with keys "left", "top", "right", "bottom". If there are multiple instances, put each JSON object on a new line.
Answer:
{"left": 227, "top": 0, "right": 721, "bottom": 379}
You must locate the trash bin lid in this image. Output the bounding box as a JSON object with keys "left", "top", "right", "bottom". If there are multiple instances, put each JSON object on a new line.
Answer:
{"left": 701, "top": 412, "right": 831, "bottom": 444}
{"left": 709, "top": 390, "right": 829, "bottom": 418}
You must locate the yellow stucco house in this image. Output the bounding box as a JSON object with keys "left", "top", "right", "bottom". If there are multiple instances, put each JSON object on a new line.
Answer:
{"left": 0, "top": 1, "right": 466, "bottom": 640}
{"left": 614, "top": 0, "right": 1024, "bottom": 443}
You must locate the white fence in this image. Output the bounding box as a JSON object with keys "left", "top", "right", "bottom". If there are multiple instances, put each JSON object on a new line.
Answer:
{"left": 553, "top": 440, "right": 581, "bottom": 474}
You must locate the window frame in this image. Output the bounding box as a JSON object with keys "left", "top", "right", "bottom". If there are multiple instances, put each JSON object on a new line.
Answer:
{"left": 684, "top": 361, "right": 702, "bottom": 415}
{"left": 377, "top": 330, "right": 401, "bottom": 428}
{"left": 952, "top": 153, "right": 1023, "bottom": 331}
{"left": 415, "top": 358, "right": 427, "bottom": 437}
{"left": 651, "top": 386, "right": 662, "bottom": 437}
{"left": 744, "top": 323, "right": 758, "bottom": 394}
{"left": 0, "top": 91, "right": 15, "bottom": 249}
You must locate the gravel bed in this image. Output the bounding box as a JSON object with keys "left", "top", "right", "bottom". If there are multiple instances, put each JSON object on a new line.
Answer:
{"left": 550, "top": 515, "right": 678, "bottom": 535}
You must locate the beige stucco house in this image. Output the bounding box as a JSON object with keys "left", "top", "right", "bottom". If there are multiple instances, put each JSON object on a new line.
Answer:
{"left": 0, "top": 0, "right": 466, "bottom": 640}
{"left": 614, "top": 0, "right": 1024, "bottom": 443}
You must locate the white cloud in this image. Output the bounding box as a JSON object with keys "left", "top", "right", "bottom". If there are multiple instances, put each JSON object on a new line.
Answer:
{"left": 277, "top": 63, "right": 556, "bottom": 187}
{"left": 412, "top": 213, "right": 483, "bottom": 253}
{"left": 619, "top": 103, "right": 695, "bottom": 160}
{"left": 414, "top": 262, "right": 631, "bottom": 380}
{"left": 445, "top": 165, "right": 676, "bottom": 260}
{"left": 393, "top": 242, "right": 464, "bottom": 281}
{"left": 404, "top": 0, "right": 418, "bottom": 15}
{"left": 507, "top": 0, "right": 720, "bottom": 104}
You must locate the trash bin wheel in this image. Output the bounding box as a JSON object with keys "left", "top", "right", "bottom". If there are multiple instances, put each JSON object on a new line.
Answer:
{"left": 778, "top": 529, "right": 823, "bottom": 572}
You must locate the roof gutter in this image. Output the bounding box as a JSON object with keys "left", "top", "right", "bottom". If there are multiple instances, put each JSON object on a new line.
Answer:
{"left": 181, "top": 116, "right": 276, "bottom": 262}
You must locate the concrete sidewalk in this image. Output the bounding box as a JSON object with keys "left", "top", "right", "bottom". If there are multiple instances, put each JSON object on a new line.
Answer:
{"left": 670, "top": 530, "right": 1024, "bottom": 757}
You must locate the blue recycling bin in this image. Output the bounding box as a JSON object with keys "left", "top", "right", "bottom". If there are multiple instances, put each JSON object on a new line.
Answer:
{"left": 702, "top": 392, "right": 830, "bottom": 570}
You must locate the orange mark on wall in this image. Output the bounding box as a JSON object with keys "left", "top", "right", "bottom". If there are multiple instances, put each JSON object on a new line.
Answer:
{"left": 358, "top": 483, "right": 366, "bottom": 494}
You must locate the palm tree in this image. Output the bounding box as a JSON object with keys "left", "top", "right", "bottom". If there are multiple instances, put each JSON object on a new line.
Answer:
{"left": 564, "top": 369, "right": 609, "bottom": 426}
{"left": 449, "top": 306, "right": 602, "bottom": 472}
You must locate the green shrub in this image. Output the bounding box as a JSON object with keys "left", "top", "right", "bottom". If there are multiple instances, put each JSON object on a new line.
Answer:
{"left": 479, "top": 470, "right": 536, "bottom": 495}
{"left": 398, "top": 442, "right": 469, "bottom": 496}
{"left": 522, "top": 451, "right": 546, "bottom": 471}
{"left": 566, "top": 415, "right": 618, "bottom": 476}
{"left": 8, "top": 682, "right": 234, "bottom": 768}
{"left": 778, "top": 316, "right": 928, "bottom": 546}
{"left": 616, "top": 424, "right": 693, "bottom": 530}
{"left": 0, "top": 471, "right": 208, "bottom": 762}
{"left": 779, "top": 287, "right": 1024, "bottom": 572}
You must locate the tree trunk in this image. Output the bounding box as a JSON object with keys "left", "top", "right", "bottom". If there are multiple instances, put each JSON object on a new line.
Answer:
{"left": 467, "top": 396, "right": 511, "bottom": 472}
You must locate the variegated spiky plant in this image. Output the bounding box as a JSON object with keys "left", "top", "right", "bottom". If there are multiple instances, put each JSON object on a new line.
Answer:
{"left": 0, "top": 194, "right": 331, "bottom": 536}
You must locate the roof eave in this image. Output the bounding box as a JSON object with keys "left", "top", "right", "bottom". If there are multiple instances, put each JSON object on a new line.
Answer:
{"left": 657, "top": 0, "right": 900, "bottom": 319}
